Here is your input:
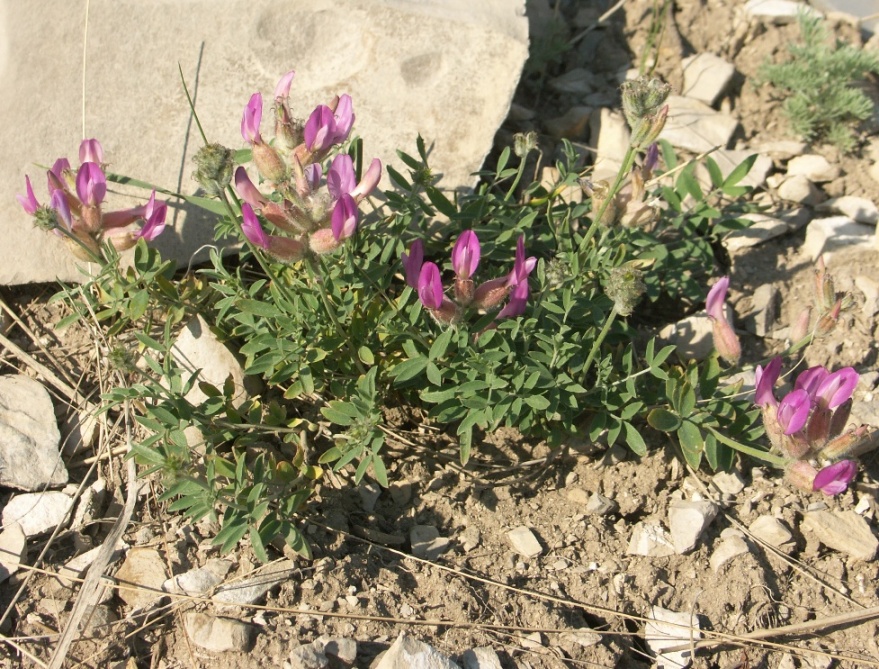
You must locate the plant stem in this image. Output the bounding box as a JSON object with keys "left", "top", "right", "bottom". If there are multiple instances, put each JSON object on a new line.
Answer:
{"left": 581, "top": 307, "right": 618, "bottom": 385}
{"left": 705, "top": 426, "right": 788, "bottom": 467}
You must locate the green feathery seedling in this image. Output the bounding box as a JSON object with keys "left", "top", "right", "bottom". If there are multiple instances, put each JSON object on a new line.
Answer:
{"left": 758, "top": 11, "right": 879, "bottom": 153}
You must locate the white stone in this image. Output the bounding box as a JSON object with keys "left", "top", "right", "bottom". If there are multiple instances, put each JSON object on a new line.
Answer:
{"left": 645, "top": 606, "right": 702, "bottom": 669}
{"left": 682, "top": 53, "right": 736, "bottom": 106}
{"left": 212, "top": 559, "right": 296, "bottom": 605}
{"left": 590, "top": 108, "right": 630, "bottom": 180}
{"left": 745, "top": 0, "right": 823, "bottom": 22}
{"left": 374, "top": 632, "right": 461, "bottom": 669}
{"left": 816, "top": 196, "right": 879, "bottom": 225}
{"left": 748, "top": 515, "right": 794, "bottom": 548}
{"left": 801, "top": 510, "right": 878, "bottom": 561}
{"left": 710, "top": 535, "right": 750, "bottom": 572}
{"left": 507, "top": 526, "right": 543, "bottom": 558}
{"left": 1, "top": 0, "right": 528, "bottom": 285}
{"left": 0, "top": 375, "right": 68, "bottom": 491}
{"left": 777, "top": 175, "right": 823, "bottom": 205}
{"left": 163, "top": 558, "right": 233, "bottom": 597}
{"left": 2, "top": 491, "right": 74, "bottom": 537}
{"left": 114, "top": 546, "right": 167, "bottom": 609}
{"left": 184, "top": 612, "right": 253, "bottom": 653}
{"left": 803, "top": 216, "right": 874, "bottom": 261}
{"left": 659, "top": 96, "right": 739, "bottom": 154}
{"left": 787, "top": 154, "right": 840, "bottom": 182}
{"left": 627, "top": 521, "right": 676, "bottom": 557}
{"left": 462, "top": 647, "right": 503, "bottom": 669}
{"left": 0, "top": 523, "right": 26, "bottom": 583}
{"left": 668, "top": 500, "right": 718, "bottom": 554}
{"left": 171, "top": 314, "right": 258, "bottom": 409}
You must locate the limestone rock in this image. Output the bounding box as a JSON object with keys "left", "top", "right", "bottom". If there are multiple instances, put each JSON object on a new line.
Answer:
{"left": 803, "top": 216, "right": 874, "bottom": 261}
{"left": 668, "top": 500, "right": 718, "bottom": 554}
{"left": 0, "top": 523, "right": 27, "bottom": 583}
{"left": 682, "top": 53, "right": 735, "bottom": 106}
{"left": 0, "top": 375, "right": 68, "bottom": 491}
{"left": 816, "top": 196, "right": 879, "bottom": 225}
{"left": 184, "top": 612, "right": 253, "bottom": 652}
{"left": 645, "top": 606, "right": 702, "bottom": 669}
{"left": 212, "top": 559, "right": 296, "bottom": 605}
{"left": 2, "top": 491, "right": 74, "bottom": 537}
{"left": 627, "top": 521, "right": 676, "bottom": 557}
{"left": 787, "top": 154, "right": 840, "bottom": 182}
{"left": 748, "top": 515, "right": 794, "bottom": 548}
{"left": 801, "top": 510, "right": 878, "bottom": 560}
{"left": 409, "top": 525, "right": 451, "bottom": 561}
{"left": 114, "top": 547, "right": 167, "bottom": 609}
{"left": 507, "top": 526, "right": 543, "bottom": 558}
{"left": 659, "top": 96, "right": 739, "bottom": 153}
{"left": 374, "top": 632, "right": 460, "bottom": 669}
{"left": 2, "top": 0, "right": 528, "bottom": 286}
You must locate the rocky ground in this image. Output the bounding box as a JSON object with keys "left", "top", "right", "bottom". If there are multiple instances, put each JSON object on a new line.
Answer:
{"left": 3, "top": 0, "right": 879, "bottom": 667}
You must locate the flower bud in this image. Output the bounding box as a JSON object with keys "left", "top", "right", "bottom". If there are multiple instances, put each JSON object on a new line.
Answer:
{"left": 192, "top": 143, "right": 234, "bottom": 196}
{"left": 605, "top": 266, "right": 645, "bottom": 317}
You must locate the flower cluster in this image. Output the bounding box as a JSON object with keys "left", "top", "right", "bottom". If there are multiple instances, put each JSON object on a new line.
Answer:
{"left": 755, "top": 357, "right": 869, "bottom": 495}
{"left": 401, "top": 231, "right": 536, "bottom": 326}
{"left": 231, "top": 71, "right": 381, "bottom": 261}
{"left": 17, "top": 139, "right": 167, "bottom": 261}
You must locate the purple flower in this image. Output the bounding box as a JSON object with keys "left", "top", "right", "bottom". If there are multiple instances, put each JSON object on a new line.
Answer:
{"left": 815, "top": 367, "right": 859, "bottom": 410}
{"left": 777, "top": 389, "right": 811, "bottom": 435}
{"left": 331, "top": 194, "right": 358, "bottom": 241}
{"left": 50, "top": 190, "right": 72, "bottom": 230}
{"left": 75, "top": 162, "right": 106, "bottom": 207}
{"left": 402, "top": 239, "right": 424, "bottom": 288}
{"left": 241, "top": 203, "right": 269, "bottom": 249}
{"left": 706, "top": 276, "right": 729, "bottom": 321}
{"left": 274, "top": 70, "right": 295, "bottom": 102}
{"left": 79, "top": 138, "right": 104, "bottom": 164}
{"left": 135, "top": 191, "right": 167, "bottom": 242}
{"left": 241, "top": 93, "right": 263, "bottom": 144}
{"left": 418, "top": 262, "right": 445, "bottom": 310}
{"left": 16, "top": 176, "right": 40, "bottom": 215}
{"left": 497, "top": 280, "right": 529, "bottom": 319}
{"left": 794, "top": 366, "right": 829, "bottom": 401}
{"left": 813, "top": 460, "right": 857, "bottom": 496}
{"left": 327, "top": 154, "right": 357, "bottom": 201}
{"left": 754, "top": 356, "right": 782, "bottom": 408}
{"left": 234, "top": 167, "right": 267, "bottom": 209}
{"left": 452, "top": 231, "right": 480, "bottom": 280}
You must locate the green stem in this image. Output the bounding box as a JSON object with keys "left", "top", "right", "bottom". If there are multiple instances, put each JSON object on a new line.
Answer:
{"left": 577, "top": 145, "right": 638, "bottom": 256}
{"left": 581, "top": 307, "right": 618, "bottom": 385}
{"left": 705, "top": 426, "right": 788, "bottom": 467}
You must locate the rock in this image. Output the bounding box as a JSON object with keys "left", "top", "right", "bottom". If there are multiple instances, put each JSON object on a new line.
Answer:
{"left": 786, "top": 154, "right": 840, "bottom": 182}
{"left": 711, "top": 471, "right": 745, "bottom": 496}
{"left": 0, "top": 523, "right": 27, "bottom": 583}
{"left": 801, "top": 510, "right": 878, "bottom": 560}
{"left": 2, "top": 491, "right": 74, "bottom": 537}
{"left": 742, "top": 284, "right": 780, "bottom": 337}
{"left": 163, "top": 558, "right": 233, "bottom": 596}
{"left": 409, "top": 525, "right": 451, "bottom": 561}
{"left": 2, "top": 0, "right": 528, "bottom": 286}
{"left": 803, "top": 216, "right": 875, "bottom": 261}
{"left": 184, "top": 612, "right": 253, "bottom": 653}
{"left": 725, "top": 209, "right": 810, "bottom": 251}
{"left": 590, "top": 108, "right": 631, "bottom": 179}
{"left": 748, "top": 515, "right": 794, "bottom": 548}
{"left": 374, "top": 632, "right": 460, "bottom": 669}
{"left": 695, "top": 149, "right": 773, "bottom": 190}
{"left": 777, "top": 175, "right": 824, "bottom": 206}
{"left": 549, "top": 68, "right": 597, "bottom": 95}
{"left": 213, "top": 559, "right": 296, "bottom": 605}
{"left": 627, "top": 521, "right": 676, "bottom": 557}
{"left": 816, "top": 196, "right": 879, "bottom": 225}
{"left": 745, "top": 0, "right": 823, "bottom": 23}
{"left": 461, "top": 647, "right": 503, "bottom": 669}
{"left": 114, "top": 547, "right": 167, "bottom": 609}
{"left": 171, "top": 315, "right": 258, "bottom": 409}
{"left": 681, "top": 53, "right": 735, "bottom": 106}
{"left": 585, "top": 493, "right": 617, "bottom": 516}
{"left": 543, "top": 106, "right": 593, "bottom": 140}
{"left": 507, "top": 526, "right": 543, "bottom": 558}
{"left": 710, "top": 535, "right": 750, "bottom": 572}
{"left": 659, "top": 96, "right": 739, "bottom": 154}
{"left": 646, "top": 606, "right": 702, "bottom": 668}
{"left": 668, "top": 500, "right": 718, "bottom": 554}
{"left": 657, "top": 313, "right": 715, "bottom": 361}
{"left": 0, "top": 375, "right": 68, "bottom": 491}
{"left": 314, "top": 635, "right": 358, "bottom": 665}
{"left": 359, "top": 481, "right": 382, "bottom": 513}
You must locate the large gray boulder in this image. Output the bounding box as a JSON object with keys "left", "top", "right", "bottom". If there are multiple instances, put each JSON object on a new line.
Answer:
{"left": 1, "top": 0, "right": 528, "bottom": 284}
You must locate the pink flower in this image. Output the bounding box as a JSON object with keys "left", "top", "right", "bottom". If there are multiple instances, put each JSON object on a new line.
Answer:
{"left": 79, "top": 138, "right": 104, "bottom": 164}
{"left": 418, "top": 262, "right": 445, "bottom": 311}
{"left": 813, "top": 460, "right": 857, "bottom": 496}
{"left": 815, "top": 367, "right": 859, "bottom": 410}
{"left": 75, "top": 162, "right": 106, "bottom": 207}
{"left": 452, "top": 231, "right": 480, "bottom": 280}
{"left": 754, "top": 357, "right": 782, "bottom": 408}
{"left": 241, "top": 203, "right": 269, "bottom": 249}
{"left": 777, "top": 389, "right": 810, "bottom": 435}
{"left": 16, "top": 176, "right": 40, "bottom": 215}
{"left": 402, "top": 240, "right": 424, "bottom": 288}
{"left": 241, "top": 93, "right": 263, "bottom": 144}
{"left": 331, "top": 194, "right": 358, "bottom": 241}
